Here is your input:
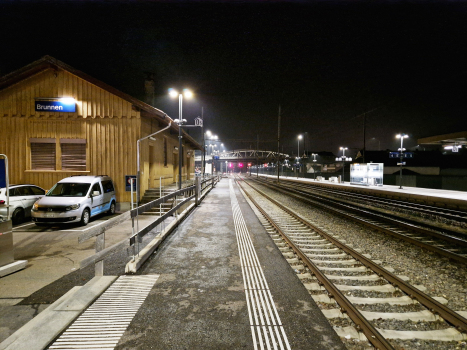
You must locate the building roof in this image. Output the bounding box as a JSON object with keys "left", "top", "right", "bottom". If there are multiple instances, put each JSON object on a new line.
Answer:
{"left": 418, "top": 131, "right": 467, "bottom": 147}
{"left": 0, "top": 55, "right": 202, "bottom": 150}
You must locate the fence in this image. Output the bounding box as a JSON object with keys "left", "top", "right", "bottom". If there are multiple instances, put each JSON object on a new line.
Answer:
{"left": 78, "top": 174, "right": 221, "bottom": 276}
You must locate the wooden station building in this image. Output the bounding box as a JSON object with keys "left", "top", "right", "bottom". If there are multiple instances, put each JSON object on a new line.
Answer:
{"left": 0, "top": 56, "right": 201, "bottom": 205}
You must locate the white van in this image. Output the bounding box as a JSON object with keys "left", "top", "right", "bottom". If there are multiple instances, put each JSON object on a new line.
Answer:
{"left": 31, "top": 175, "right": 117, "bottom": 226}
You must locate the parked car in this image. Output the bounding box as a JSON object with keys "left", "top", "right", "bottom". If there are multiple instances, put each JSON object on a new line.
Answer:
{"left": 31, "top": 175, "right": 117, "bottom": 226}
{"left": 0, "top": 184, "right": 46, "bottom": 224}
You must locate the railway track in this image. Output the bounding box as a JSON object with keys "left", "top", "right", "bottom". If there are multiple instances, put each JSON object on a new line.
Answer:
{"left": 261, "top": 176, "right": 467, "bottom": 223}
{"left": 248, "top": 176, "right": 467, "bottom": 265}
{"left": 235, "top": 176, "right": 467, "bottom": 350}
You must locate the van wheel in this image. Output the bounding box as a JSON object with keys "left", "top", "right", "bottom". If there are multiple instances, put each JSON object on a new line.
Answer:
{"left": 80, "top": 209, "right": 90, "bottom": 226}
{"left": 12, "top": 208, "right": 25, "bottom": 225}
{"left": 108, "top": 201, "right": 116, "bottom": 215}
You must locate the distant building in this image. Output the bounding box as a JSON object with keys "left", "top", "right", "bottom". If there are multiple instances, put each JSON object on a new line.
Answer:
{"left": 0, "top": 56, "right": 201, "bottom": 205}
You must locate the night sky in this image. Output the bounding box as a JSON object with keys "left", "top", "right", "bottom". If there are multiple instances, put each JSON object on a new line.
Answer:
{"left": 1, "top": 0, "right": 467, "bottom": 157}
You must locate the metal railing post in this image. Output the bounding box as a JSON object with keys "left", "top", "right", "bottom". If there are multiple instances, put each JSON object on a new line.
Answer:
{"left": 194, "top": 178, "right": 200, "bottom": 206}
{"left": 95, "top": 228, "right": 105, "bottom": 276}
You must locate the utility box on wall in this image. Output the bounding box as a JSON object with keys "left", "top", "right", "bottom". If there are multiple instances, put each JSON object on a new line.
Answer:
{"left": 350, "top": 163, "right": 384, "bottom": 186}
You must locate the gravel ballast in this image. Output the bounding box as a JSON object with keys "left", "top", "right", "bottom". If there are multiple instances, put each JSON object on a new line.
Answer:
{"left": 246, "top": 181, "right": 467, "bottom": 350}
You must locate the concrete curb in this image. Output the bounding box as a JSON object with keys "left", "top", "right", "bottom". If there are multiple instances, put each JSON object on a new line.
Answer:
{"left": 0, "top": 275, "right": 117, "bottom": 350}
{"left": 0, "top": 260, "right": 27, "bottom": 278}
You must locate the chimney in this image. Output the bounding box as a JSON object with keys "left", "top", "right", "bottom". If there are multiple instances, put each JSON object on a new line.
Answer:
{"left": 144, "top": 72, "right": 155, "bottom": 106}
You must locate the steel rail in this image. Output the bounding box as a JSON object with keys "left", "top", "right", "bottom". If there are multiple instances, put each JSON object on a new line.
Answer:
{"left": 262, "top": 176, "right": 467, "bottom": 222}
{"left": 261, "top": 178, "right": 467, "bottom": 247}
{"left": 235, "top": 178, "right": 395, "bottom": 350}
{"left": 252, "top": 177, "right": 467, "bottom": 264}
{"left": 240, "top": 176, "right": 467, "bottom": 335}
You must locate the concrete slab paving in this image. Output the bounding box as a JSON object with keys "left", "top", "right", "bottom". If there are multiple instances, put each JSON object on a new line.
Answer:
{"left": 0, "top": 211, "right": 168, "bottom": 344}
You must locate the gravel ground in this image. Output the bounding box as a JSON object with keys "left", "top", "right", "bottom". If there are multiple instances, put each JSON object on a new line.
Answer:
{"left": 246, "top": 181, "right": 467, "bottom": 350}
{"left": 296, "top": 184, "right": 467, "bottom": 236}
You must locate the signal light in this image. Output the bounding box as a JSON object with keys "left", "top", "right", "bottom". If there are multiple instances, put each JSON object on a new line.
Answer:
{"left": 247, "top": 163, "right": 251, "bottom": 167}
{"left": 229, "top": 163, "right": 233, "bottom": 168}
{"left": 239, "top": 163, "right": 243, "bottom": 167}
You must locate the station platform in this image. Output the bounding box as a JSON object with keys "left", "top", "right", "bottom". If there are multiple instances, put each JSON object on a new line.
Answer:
{"left": 113, "top": 178, "right": 346, "bottom": 349}
{"left": 258, "top": 174, "right": 467, "bottom": 211}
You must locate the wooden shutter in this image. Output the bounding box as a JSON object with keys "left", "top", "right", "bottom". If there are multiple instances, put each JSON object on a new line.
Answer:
{"left": 61, "top": 139, "right": 86, "bottom": 171}
{"left": 30, "top": 138, "right": 56, "bottom": 170}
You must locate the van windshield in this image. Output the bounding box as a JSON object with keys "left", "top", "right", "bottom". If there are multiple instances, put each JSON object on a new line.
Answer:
{"left": 46, "top": 183, "right": 91, "bottom": 197}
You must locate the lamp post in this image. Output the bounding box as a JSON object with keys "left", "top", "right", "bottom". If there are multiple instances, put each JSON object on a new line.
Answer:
{"left": 297, "top": 134, "right": 302, "bottom": 178}
{"left": 169, "top": 88, "right": 193, "bottom": 190}
{"left": 311, "top": 153, "right": 318, "bottom": 180}
{"left": 335, "top": 147, "right": 352, "bottom": 183}
{"left": 396, "top": 133, "right": 409, "bottom": 189}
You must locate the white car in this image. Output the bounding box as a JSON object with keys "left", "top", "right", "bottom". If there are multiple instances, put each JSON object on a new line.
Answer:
{"left": 31, "top": 175, "right": 117, "bottom": 226}
{"left": 0, "top": 184, "right": 46, "bottom": 224}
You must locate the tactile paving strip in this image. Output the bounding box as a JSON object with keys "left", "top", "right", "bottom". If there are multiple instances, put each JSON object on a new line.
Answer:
{"left": 230, "top": 180, "right": 291, "bottom": 350}
{"left": 48, "top": 274, "right": 159, "bottom": 350}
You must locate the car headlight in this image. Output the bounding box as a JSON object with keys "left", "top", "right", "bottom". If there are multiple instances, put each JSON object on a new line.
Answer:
{"left": 65, "top": 204, "right": 80, "bottom": 211}
{"left": 32, "top": 202, "right": 39, "bottom": 211}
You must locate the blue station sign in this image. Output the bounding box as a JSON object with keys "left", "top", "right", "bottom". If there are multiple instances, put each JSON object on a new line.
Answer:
{"left": 125, "top": 175, "right": 137, "bottom": 192}
{"left": 35, "top": 98, "right": 76, "bottom": 113}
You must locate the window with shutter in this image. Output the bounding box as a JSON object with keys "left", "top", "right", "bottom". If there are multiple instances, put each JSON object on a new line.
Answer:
{"left": 60, "top": 139, "right": 87, "bottom": 171}
{"left": 30, "top": 138, "right": 56, "bottom": 170}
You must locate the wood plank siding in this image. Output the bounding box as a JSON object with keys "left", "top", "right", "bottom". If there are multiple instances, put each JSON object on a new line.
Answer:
{"left": 0, "top": 66, "right": 196, "bottom": 204}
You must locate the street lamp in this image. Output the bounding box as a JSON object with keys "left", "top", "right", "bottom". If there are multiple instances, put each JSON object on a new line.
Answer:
{"left": 396, "top": 133, "right": 409, "bottom": 189}
{"left": 311, "top": 153, "right": 318, "bottom": 180}
{"left": 335, "top": 147, "right": 352, "bottom": 183}
{"left": 169, "top": 88, "right": 193, "bottom": 190}
{"left": 297, "top": 134, "right": 302, "bottom": 178}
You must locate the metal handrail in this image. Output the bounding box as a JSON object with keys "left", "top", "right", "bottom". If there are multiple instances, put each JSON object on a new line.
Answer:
{"left": 79, "top": 175, "right": 221, "bottom": 273}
